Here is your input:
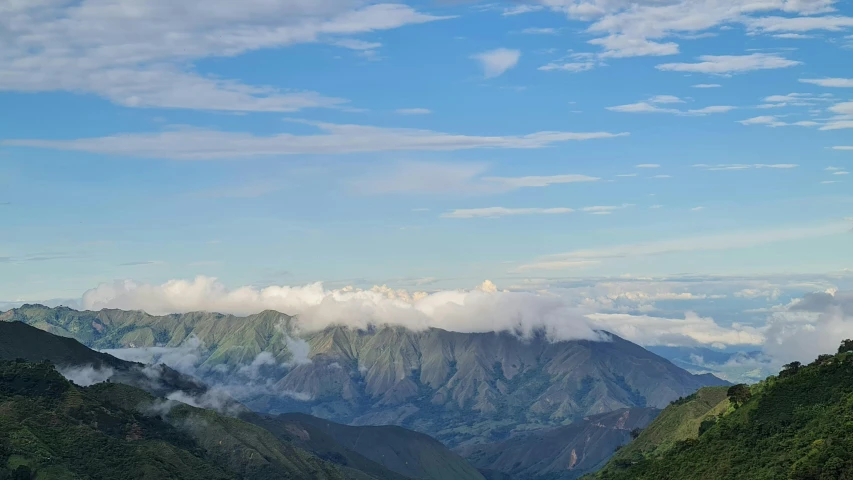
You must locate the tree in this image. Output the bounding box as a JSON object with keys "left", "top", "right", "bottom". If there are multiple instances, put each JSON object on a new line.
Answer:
{"left": 780, "top": 361, "right": 802, "bottom": 378}
{"left": 727, "top": 384, "right": 751, "bottom": 407}
{"left": 839, "top": 339, "right": 853, "bottom": 355}
{"left": 630, "top": 428, "right": 643, "bottom": 440}
{"left": 814, "top": 354, "right": 834, "bottom": 366}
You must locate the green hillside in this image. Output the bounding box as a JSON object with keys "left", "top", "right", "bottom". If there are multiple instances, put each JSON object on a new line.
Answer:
{"left": 0, "top": 359, "right": 345, "bottom": 480}
{"left": 592, "top": 343, "right": 853, "bottom": 480}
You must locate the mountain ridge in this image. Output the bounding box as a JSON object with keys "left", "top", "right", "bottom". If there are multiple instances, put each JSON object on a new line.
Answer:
{"left": 2, "top": 305, "right": 727, "bottom": 447}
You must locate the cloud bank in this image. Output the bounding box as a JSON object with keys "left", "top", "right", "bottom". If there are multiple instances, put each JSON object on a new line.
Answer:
{"left": 82, "top": 276, "right": 606, "bottom": 342}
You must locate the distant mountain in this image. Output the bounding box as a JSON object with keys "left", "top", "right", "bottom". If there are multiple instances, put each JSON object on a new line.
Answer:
{"left": 592, "top": 347, "right": 853, "bottom": 479}
{"left": 2, "top": 305, "right": 727, "bottom": 447}
{"left": 0, "top": 320, "right": 486, "bottom": 480}
{"left": 460, "top": 407, "right": 659, "bottom": 480}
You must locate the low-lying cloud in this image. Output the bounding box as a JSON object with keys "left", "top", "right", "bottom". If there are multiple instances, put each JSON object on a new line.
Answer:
{"left": 82, "top": 276, "right": 606, "bottom": 342}
{"left": 58, "top": 365, "right": 115, "bottom": 387}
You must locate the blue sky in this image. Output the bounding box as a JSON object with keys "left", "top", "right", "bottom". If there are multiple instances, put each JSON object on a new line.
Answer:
{"left": 1, "top": 0, "right": 852, "bottom": 303}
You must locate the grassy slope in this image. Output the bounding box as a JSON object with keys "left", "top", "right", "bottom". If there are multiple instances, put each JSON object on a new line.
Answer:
{"left": 607, "top": 386, "right": 729, "bottom": 463}
{"left": 594, "top": 352, "right": 853, "bottom": 480}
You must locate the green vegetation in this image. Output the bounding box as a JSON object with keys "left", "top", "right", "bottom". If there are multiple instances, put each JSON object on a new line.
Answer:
{"left": 593, "top": 340, "right": 853, "bottom": 480}
{"left": 0, "top": 359, "right": 350, "bottom": 480}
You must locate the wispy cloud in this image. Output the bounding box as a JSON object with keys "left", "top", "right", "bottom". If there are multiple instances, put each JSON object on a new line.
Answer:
{"left": 656, "top": 53, "right": 801, "bottom": 74}
{"left": 441, "top": 207, "right": 574, "bottom": 219}
{"left": 693, "top": 163, "right": 798, "bottom": 171}
{"left": 800, "top": 78, "right": 853, "bottom": 88}
{"left": 3, "top": 121, "right": 627, "bottom": 160}
{"left": 395, "top": 108, "right": 432, "bottom": 115}
{"left": 472, "top": 48, "right": 521, "bottom": 78}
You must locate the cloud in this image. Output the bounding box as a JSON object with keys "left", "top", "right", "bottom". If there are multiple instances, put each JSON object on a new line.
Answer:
{"left": 350, "top": 162, "right": 601, "bottom": 195}
{"left": 656, "top": 53, "right": 801, "bottom": 74}
{"left": 81, "top": 277, "right": 607, "bottom": 342}
{"left": 472, "top": 48, "right": 521, "bottom": 78}
{"left": 772, "top": 33, "right": 815, "bottom": 39}
{"left": 692, "top": 84, "right": 722, "bottom": 88}
{"left": 533, "top": 0, "right": 838, "bottom": 59}
{"left": 636, "top": 164, "right": 660, "bottom": 168}
{"left": 538, "top": 61, "right": 596, "bottom": 72}
{"left": 829, "top": 101, "right": 853, "bottom": 115}
{"left": 800, "top": 78, "right": 853, "bottom": 88}
{"left": 503, "top": 5, "right": 545, "bottom": 16}
{"left": 58, "top": 365, "right": 115, "bottom": 387}
{"left": 522, "top": 27, "right": 558, "bottom": 35}
{"left": 517, "top": 221, "right": 852, "bottom": 268}
{"left": 648, "top": 95, "right": 684, "bottom": 104}
{"left": 587, "top": 312, "right": 764, "bottom": 347}
{"left": 738, "top": 115, "right": 821, "bottom": 128}
{"left": 832, "top": 146, "right": 853, "bottom": 150}
{"left": 608, "top": 99, "right": 735, "bottom": 115}
{"left": 746, "top": 15, "right": 853, "bottom": 33}
{"left": 581, "top": 204, "right": 634, "bottom": 215}
{"left": 693, "top": 163, "right": 799, "bottom": 170}
{"left": 511, "top": 260, "right": 600, "bottom": 272}
{"left": 763, "top": 290, "right": 853, "bottom": 363}
{"left": 3, "top": 121, "right": 627, "bottom": 160}
{"left": 0, "top": 1, "right": 451, "bottom": 112}
{"left": 395, "top": 108, "right": 432, "bottom": 115}
{"left": 104, "top": 336, "right": 205, "bottom": 376}
{"left": 441, "top": 207, "right": 575, "bottom": 218}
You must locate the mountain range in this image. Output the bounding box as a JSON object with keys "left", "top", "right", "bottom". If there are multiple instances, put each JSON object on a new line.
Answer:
{"left": 1, "top": 305, "right": 727, "bottom": 449}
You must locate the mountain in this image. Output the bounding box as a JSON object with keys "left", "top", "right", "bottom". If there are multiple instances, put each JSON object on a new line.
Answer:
{"left": 0, "top": 320, "right": 486, "bottom": 480}
{"left": 2, "top": 305, "right": 727, "bottom": 447}
{"left": 256, "top": 413, "right": 485, "bottom": 480}
{"left": 0, "top": 360, "right": 346, "bottom": 480}
{"left": 592, "top": 346, "right": 853, "bottom": 479}
{"left": 459, "top": 407, "right": 659, "bottom": 480}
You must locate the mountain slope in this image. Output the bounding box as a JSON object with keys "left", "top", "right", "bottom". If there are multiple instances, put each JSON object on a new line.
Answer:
{"left": 3, "top": 306, "right": 727, "bottom": 446}
{"left": 260, "top": 413, "right": 486, "bottom": 480}
{"left": 0, "top": 360, "right": 345, "bottom": 480}
{"left": 459, "top": 407, "right": 658, "bottom": 480}
{"left": 0, "top": 319, "right": 486, "bottom": 480}
{"left": 593, "top": 350, "right": 853, "bottom": 479}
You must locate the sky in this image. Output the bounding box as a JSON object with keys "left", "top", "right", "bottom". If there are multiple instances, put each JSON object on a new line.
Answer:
{"left": 1, "top": 0, "right": 853, "bottom": 370}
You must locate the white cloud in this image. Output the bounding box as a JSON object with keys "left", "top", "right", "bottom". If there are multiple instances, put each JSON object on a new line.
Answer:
{"left": 738, "top": 115, "right": 820, "bottom": 128}
{"left": 693, "top": 84, "right": 722, "bottom": 88}
{"left": 829, "top": 101, "right": 853, "bottom": 115}
{"left": 532, "top": 0, "right": 839, "bottom": 58}
{"left": 636, "top": 164, "right": 660, "bottom": 168}
{"left": 834, "top": 171, "right": 850, "bottom": 175}
{"left": 351, "top": 163, "right": 601, "bottom": 195}
{"left": 650, "top": 174, "right": 673, "bottom": 178}
{"left": 538, "top": 61, "right": 596, "bottom": 72}
{"left": 772, "top": 33, "right": 815, "bottom": 39}
{"left": 503, "top": 5, "right": 544, "bottom": 16}
{"left": 691, "top": 206, "right": 705, "bottom": 212}
{"left": 58, "top": 365, "right": 115, "bottom": 387}
{"left": 81, "top": 277, "right": 607, "bottom": 342}
{"left": 587, "top": 312, "right": 764, "bottom": 347}
{"left": 511, "top": 260, "right": 600, "bottom": 272}
{"left": 522, "top": 27, "right": 558, "bottom": 35}
{"left": 746, "top": 15, "right": 853, "bottom": 33}
{"left": 656, "top": 53, "right": 801, "bottom": 74}
{"left": 821, "top": 121, "right": 853, "bottom": 130}
{"left": 518, "top": 221, "right": 852, "bottom": 269}
{"left": 0, "top": 1, "right": 451, "bottom": 112}
{"left": 649, "top": 95, "right": 684, "bottom": 104}
{"left": 441, "top": 207, "right": 575, "bottom": 218}
{"left": 3, "top": 121, "right": 628, "bottom": 160}
{"left": 800, "top": 78, "right": 853, "bottom": 87}
{"left": 395, "top": 108, "right": 432, "bottom": 115}
{"left": 581, "top": 204, "right": 634, "bottom": 215}
{"left": 693, "top": 163, "right": 799, "bottom": 170}
{"left": 472, "top": 48, "right": 521, "bottom": 78}
{"left": 833, "top": 146, "right": 853, "bottom": 150}
{"left": 763, "top": 290, "right": 853, "bottom": 363}
{"left": 333, "top": 39, "right": 383, "bottom": 50}
{"left": 608, "top": 100, "right": 735, "bottom": 115}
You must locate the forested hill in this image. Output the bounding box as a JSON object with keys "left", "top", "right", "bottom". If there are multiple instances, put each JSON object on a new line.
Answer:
{"left": 592, "top": 340, "right": 853, "bottom": 480}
